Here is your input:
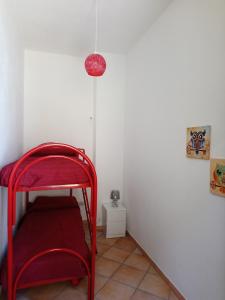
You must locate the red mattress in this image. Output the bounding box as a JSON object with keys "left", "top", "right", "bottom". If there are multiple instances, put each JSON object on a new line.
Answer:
{"left": 0, "top": 196, "right": 90, "bottom": 290}
{"left": 0, "top": 156, "right": 91, "bottom": 188}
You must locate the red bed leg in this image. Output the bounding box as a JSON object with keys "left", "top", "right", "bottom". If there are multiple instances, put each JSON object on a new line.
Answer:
{"left": 90, "top": 227, "right": 96, "bottom": 300}
{"left": 12, "top": 289, "right": 16, "bottom": 300}
{"left": 7, "top": 252, "right": 13, "bottom": 300}
{"left": 88, "top": 273, "right": 92, "bottom": 300}
{"left": 91, "top": 183, "right": 97, "bottom": 300}
{"left": 82, "top": 189, "right": 92, "bottom": 241}
{"left": 90, "top": 270, "right": 95, "bottom": 299}
{"left": 71, "top": 278, "right": 80, "bottom": 286}
{"left": 7, "top": 189, "right": 13, "bottom": 300}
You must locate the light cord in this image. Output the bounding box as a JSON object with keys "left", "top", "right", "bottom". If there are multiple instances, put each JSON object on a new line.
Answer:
{"left": 94, "top": 0, "right": 98, "bottom": 53}
{"left": 92, "top": 78, "right": 97, "bottom": 165}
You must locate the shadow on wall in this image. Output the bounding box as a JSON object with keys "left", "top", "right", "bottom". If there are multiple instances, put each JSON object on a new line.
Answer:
{"left": 0, "top": 188, "right": 23, "bottom": 261}
{"left": 0, "top": 188, "right": 8, "bottom": 260}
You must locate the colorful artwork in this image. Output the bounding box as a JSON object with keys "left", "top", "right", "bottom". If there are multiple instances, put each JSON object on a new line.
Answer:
{"left": 210, "top": 159, "right": 225, "bottom": 197}
{"left": 186, "top": 126, "right": 211, "bottom": 160}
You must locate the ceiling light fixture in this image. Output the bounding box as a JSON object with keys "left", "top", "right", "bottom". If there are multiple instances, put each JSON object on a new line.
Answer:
{"left": 85, "top": 0, "right": 106, "bottom": 76}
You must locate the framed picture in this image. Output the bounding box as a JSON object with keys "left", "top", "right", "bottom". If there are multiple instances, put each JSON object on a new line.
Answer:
{"left": 186, "top": 125, "right": 211, "bottom": 160}
{"left": 210, "top": 159, "right": 225, "bottom": 197}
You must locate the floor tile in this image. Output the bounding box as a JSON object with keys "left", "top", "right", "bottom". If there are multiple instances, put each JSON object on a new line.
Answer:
{"left": 20, "top": 282, "right": 66, "bottom": 300}
{"left": 148, "top": 266, "right": 158, "bottom": 275}
{"left": 124, "top": 253, "right": 150, "bottom": 271}
{"left": 16, "top": 296, "right": 30, "bottom": 300}
{"left": 97, "top": 235, "right": 118, "bottom": 247}
{"left": 96, "top": 231, "right": 104, "bottom": 238}
{"left": 73, "top": 274, "right": 108, "bottom": 295}
{"left": 103, "top": 247, "right": 130, "bottom": 263}
{"left": 96, "top": 279, "right": 135, "bottom": 300}
{"left": 54, "top": 287, "right": 86, "bottom": 300}
{"left": 97, "top": 243, "right": 111, "bottom": 255}
{"left": 95, "top": 274, "right": 109, "bottom": 294}
{"left": 96, "top": 257, "right": 120, "bottom": 277}
{"left": 112, "top": 265, "right": 145, "bottom": 288}
{"left": 15, "top": 293, "right": 31, "bottom": 300}
{"left": 134, "top": 247, "right": 144, "bottom": 255}
{"left": 139, "top": 273, "right": 170, "bottom": 300}
{"left": 114, "top": 237, "right": 137, "bottom": 252}
{"left": 96, "top": 253, "right": 102, "bottom": 261}
{"left": 131, "top": 290, "right": 164, "bottom": 300}
{"left": 72, "top": 277, "right": 88, "bottom": 295}
{"left": 169, "top": 291, "right": 179, "bottom": 300}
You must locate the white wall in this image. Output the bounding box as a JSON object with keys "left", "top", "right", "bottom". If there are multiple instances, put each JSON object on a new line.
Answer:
{"left": 24, "top": 50, "right": 93, "bottom": 156}
{"left": 125, "top": 1, "right": 225, "bottom": 300}
{"left": 24, "top": 50, "right": 126, "bottom": 224}
{"left": 96, "top": 53, "right": 126, "bottom": 223}
{"left": 0, "top": 0, "right": 24, "bottom": 258}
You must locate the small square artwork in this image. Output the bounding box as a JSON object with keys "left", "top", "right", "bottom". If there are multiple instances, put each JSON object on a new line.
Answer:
{"left": 210, "top": 159, "right": 225, "bottom": 197}
{"left": 186, "top": 125, "right": 211, "bottom": 160}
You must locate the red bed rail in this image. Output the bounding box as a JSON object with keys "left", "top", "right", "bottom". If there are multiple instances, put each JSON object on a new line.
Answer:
{"left": 12, "top": 154, "right": 94, "bottom": 225}
{"left": 6, "top": 143, "right": 97, "bottom": 300}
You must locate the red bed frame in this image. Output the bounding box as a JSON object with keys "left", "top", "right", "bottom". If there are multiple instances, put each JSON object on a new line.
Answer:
{"left": 0, "top": 143, "right": 97, "bottom": 300}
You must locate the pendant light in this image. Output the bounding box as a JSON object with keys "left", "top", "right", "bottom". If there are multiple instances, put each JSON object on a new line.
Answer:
{"left": 85, "top": 0, "right": 106, "bottom": 76}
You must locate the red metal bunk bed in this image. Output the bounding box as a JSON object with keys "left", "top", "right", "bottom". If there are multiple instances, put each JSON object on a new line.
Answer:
{"left": 0, "top": 143, "right": 97, "bottom": 300}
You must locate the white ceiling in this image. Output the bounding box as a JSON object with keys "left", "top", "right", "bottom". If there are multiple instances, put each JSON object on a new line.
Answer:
{"left": 9, "top": 0, "right": 172, "bottom": 56}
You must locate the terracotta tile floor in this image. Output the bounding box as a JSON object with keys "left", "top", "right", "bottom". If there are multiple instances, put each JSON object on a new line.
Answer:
{"left": 1, "top": 226, "right": 179, "bottom": 300}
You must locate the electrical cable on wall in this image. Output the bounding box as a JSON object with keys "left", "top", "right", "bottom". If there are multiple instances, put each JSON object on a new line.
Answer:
{"left": 84, "top": 0, "right": 107, "bottom": 165}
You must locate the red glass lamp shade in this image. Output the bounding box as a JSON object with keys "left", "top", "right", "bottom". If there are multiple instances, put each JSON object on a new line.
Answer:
{"left": 85, "top": 53, "right": 106, "bottom": 77}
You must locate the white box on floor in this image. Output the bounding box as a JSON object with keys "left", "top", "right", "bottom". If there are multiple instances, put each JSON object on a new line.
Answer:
{"left": 103, "top": 203, "right": 126, "bottom": 238}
